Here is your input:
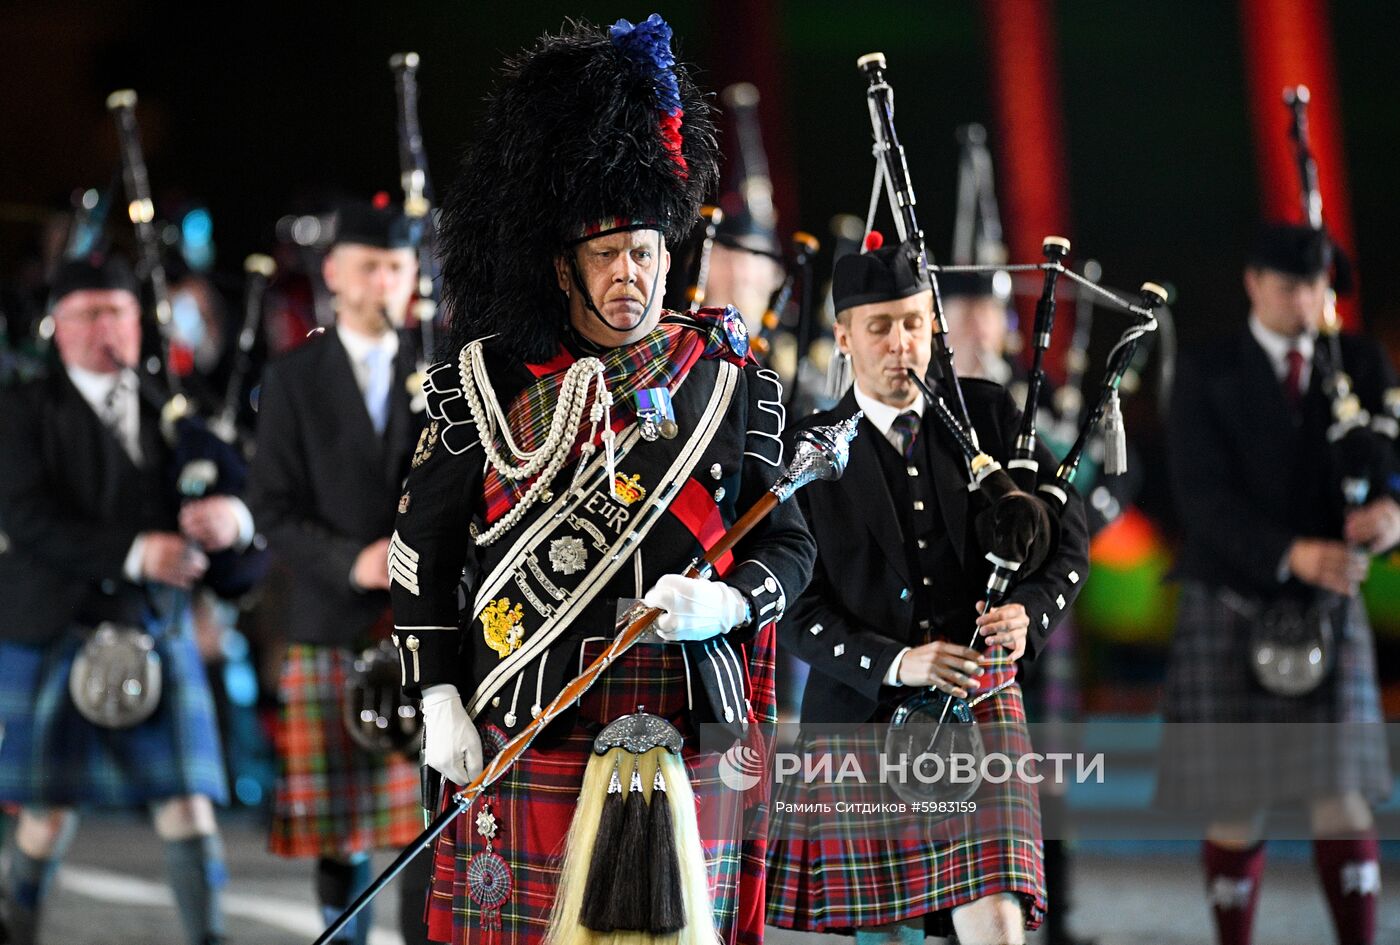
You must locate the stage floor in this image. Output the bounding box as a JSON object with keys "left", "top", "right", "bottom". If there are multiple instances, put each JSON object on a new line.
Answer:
{"left": 27, "top": 810, "right": 1400, "bottom": 945}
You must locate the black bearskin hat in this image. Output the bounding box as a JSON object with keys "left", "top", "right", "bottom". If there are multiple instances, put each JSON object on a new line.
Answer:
{"left": 438, "top": 15, "right": 719, "bottom": 363}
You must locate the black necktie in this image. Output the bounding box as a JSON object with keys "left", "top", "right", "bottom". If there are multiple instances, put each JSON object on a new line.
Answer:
{"left": 891, "top": 410, "right": 920, "bottom": 461}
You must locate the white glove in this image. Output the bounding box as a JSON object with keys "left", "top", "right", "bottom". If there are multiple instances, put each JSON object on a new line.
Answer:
{"left": 421, "top": 683, "right": 483, "bottom": 786}
{"left": 642, "top": 574, "right": 751, "bottom": 642}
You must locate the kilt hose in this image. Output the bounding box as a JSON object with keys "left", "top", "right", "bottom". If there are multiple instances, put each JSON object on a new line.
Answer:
{"left": 0, "top": 601, "right": 227, "bottom": 808}
{"left": 426, "top": 632, "right": 777, "bottom": 945}
{"left": 1155, "top": 581, "right": 1392, "bottom": 813}
{"left": 766, "top": 650, "right": 1045, "bottom": 936}
{"left": 269, "top": 644, "right": 421, "bottom": 858}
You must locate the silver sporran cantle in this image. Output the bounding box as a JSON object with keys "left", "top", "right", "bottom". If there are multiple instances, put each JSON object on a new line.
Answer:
{"left": 1248, "top": 596, "right": 1337, "bottom": 697}
{"left": 883, "top": 688, "right": 986, "bottom": 812}
{"left": 68, "top": 622, "right": 163, "bottom": 728}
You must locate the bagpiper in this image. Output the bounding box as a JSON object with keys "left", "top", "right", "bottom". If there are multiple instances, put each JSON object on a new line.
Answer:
{"left": 765, "top": 241, "right": 1090, "bottom": 945}
{"left": 248, "top": 197, "right": 430, "bottom": 945}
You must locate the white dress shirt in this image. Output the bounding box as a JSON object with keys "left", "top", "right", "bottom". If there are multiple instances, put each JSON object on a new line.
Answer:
{"left": 851, "top": 382, "right": 925, "bottom": 685}
{"left": 68, "top": 366, "right": 150, "bottom": 580}
{"left": 1248, "top": 315, "right": 1315, "bottom": 393}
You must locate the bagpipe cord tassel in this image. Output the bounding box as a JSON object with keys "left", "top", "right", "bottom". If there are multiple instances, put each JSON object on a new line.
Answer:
{"left": 1102, "top": 387, "right": 1128, "bottom": 475}
{"left": 579, "top": 753, "right": 626, "bottom": 931}
{"left": 605, "top": 760, "right": 654, "bottom": 932}
{"left": 647, "top": 765, "right": 686, "bottom": 934}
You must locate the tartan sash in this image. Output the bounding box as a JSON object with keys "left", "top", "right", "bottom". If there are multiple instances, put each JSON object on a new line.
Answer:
{"left": 482, "top": 310, "right": 743, "bottom": 524}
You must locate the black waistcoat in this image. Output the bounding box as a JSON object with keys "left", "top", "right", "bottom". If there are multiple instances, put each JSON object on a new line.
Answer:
{"left": 867, "top": 414, "right": 980, "bottom": 644}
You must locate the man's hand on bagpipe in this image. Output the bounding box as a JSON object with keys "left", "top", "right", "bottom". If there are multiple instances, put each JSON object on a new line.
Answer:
{"left": 1343, "top": 496, "right": 1400, "bottom": 556}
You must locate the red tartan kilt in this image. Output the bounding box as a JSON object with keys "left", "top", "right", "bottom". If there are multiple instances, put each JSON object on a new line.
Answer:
{"left": 766, "top": 654, "right": 1046, "bottom": 934}
{"left": 428, "top": 640, "right": 754, "bottom": 945}
{"left": 268, "top": 644, "right": 422, "bottom": 858}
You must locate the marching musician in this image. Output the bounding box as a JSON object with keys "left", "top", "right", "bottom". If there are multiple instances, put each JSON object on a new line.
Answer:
{"left": 703, "top": 83, "right": 786, "bottom": 331}
{"left": 386, "top": 16, "right": 813, "bottom": 945}
{"left": 766, "top": 241, "right": 1090, "bottom": 945}
{"left": 247, "top": 198, "right": 429, "bottom": 945}
{"left": 941, "top": 269, "right": 1017, "bottom": 386}
{"left": 1156, "top": 223, "right": 1393, "bottom": 945}
{"left": 0, "top": 256, "right": 265, "bottom": 945}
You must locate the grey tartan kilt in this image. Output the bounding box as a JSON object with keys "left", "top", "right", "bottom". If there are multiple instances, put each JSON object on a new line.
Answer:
{"left": 1154, "top": 580, "right": 1392, "bottom": 812}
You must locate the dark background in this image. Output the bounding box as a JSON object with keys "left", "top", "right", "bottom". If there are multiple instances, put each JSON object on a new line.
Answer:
{"left": 7, "top": 1, "right": 1400, "bottom": 337}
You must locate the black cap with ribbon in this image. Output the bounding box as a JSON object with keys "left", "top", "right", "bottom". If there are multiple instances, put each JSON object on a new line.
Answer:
{"left": 831, "top": 232, "right": 930, "bottom": 313}
{"left": 49, "top": 255, "right": 140, "bottom": 308}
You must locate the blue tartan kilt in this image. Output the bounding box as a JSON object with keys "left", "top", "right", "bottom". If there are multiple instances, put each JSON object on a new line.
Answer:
{"left": 0, "top": 601, "right": 228, "bottom": 808}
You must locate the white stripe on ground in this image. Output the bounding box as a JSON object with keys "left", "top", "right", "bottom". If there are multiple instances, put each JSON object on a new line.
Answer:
{"left": 58, "top": 864, "right": 400, "bottom": 945}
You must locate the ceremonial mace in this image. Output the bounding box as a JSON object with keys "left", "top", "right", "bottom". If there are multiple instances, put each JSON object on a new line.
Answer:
{"left": 312, "top": 414, "right": 862, "bottom": 945}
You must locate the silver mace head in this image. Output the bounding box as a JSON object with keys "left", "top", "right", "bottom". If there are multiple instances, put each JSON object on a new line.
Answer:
{"left": 771, "top": 412, "right": 863, "bottom": 502}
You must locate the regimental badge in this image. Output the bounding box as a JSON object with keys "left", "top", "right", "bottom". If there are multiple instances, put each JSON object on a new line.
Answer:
{"left": 475, "top": 808, "right": 499, "bottom": 839}
{"left": 481, "top": 597, "right": 526, "bottom": 659}
{"left": 412, "top": 420, "right": 440, "bottom": 468}
{"left": 721, "top": 304, "right": 751, "bottom": 360}
{"left": 549, "top": 536, "right": 587, "bottom": 576}
{"left": 612, "top": 472, "right": 646, "bottom": 506}
{"left": 398, "top": 492, "right": 411, "bottom": 514}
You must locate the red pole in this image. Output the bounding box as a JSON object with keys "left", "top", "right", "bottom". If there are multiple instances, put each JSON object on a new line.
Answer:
{"left": 1239, "top": 0, "right": 1358, "bottom": 325}
{"left": 981, "top": 0, "right": 1074, "bottom": 378}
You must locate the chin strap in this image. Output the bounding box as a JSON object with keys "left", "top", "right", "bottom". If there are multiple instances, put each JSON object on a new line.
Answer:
{"left": 566, "top": 231, "right": 666, "bottom": 338}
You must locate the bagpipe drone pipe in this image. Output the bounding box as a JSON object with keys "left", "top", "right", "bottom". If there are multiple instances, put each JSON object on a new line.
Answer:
{"left": 855, "top": 52, "right": 1167, "bottom": 806}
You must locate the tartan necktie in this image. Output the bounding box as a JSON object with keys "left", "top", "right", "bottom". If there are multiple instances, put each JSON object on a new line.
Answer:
{"left": 891, "top": 410, "right": 920, "bottom": 460}
{"left": 1283, "top": 348, "right": 1305, "bottom": 408}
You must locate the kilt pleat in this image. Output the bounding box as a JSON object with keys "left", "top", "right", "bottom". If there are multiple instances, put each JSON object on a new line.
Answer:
{"left": 765, "top": 653, "right": 1045, "bottom": 935}
{"left": 268, "top": 644, "right": 422, "bottom": 858}
{"left": 1155, "top": 581, "right": 1392, "bottom": 812}
{"left": 0, "top": 608, "right": 227, "bottom": 808}
{"left": 425, "top": 637, "right": 767, "bottom": 945}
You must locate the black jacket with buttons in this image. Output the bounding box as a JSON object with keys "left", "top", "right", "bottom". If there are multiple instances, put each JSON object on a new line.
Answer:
{"left": 0, "top": 368, "right": 267, "bottom": 644}
{"left": 389, "top": 330, "right": 815, "bottom": 742}
{"left": 779, "top": 379, "right": 1091, "bottom": 725}
{"left": 248, "top": 331, "right": 424, "bottom": 647}
{"left": 1168, "top": 329, "right": 1400, "bottom": 597}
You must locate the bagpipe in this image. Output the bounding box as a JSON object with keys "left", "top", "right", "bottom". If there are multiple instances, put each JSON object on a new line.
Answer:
{"left": 852, "top": 53, "right": 1167, "bottom": 805}
{"left": 209, "top": 253, "right": 276, "bottom": 446}
{"left": 104, "top": 89, "right": 266, "bottom": 598}
{"left": 683, "top": 204, "right": 723, "bottom": 310}
{"left": 390, "top": 51, "right": 439, "bottom": 393}
{"left": 107, "top": 88, "right": 277, "bottom": 453}
{"left": 950, "top": 120, "right": 1173, "bottom": 533}
{"left": 701, "top": 83, "right": 827, "bottom": 408}
{"left": 1283, "top": 85, "right": 1396, "bottom": 512}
